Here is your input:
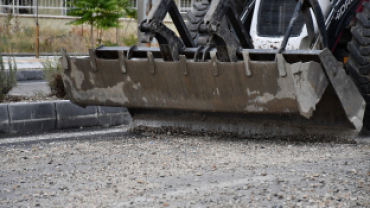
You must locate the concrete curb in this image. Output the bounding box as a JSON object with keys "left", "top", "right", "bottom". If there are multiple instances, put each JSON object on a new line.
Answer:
{"left": 16, "top": 69, "right": 44, "bottom": 81}
{"left": 6, "top": 69, "right": 44, "bottom": 81}
{"left": 0, "top": 100, "right": 131, "bottom": 134}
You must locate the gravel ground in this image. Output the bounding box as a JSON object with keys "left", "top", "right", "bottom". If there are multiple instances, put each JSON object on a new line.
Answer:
{"left": 0, "top": 130, "right": 369, "bottom": 208}
{"left": 0, "top": 94, "right": 61, "bottom": 103}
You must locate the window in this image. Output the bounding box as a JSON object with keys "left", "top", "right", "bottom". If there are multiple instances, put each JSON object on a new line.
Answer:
{"left": 0, "top": 0, "right": 71, "bottom": 15}
{"left": 0, "top": 0, "right": 33, "bottom": 14}
{"left": 258, "top": 0, "right": 305, "bottom": 37}
{"left": 178, "top": 0, "right": 202, "bottom": 13}
{"left": 179, "top": 0, "right": 191, "bottom": 13}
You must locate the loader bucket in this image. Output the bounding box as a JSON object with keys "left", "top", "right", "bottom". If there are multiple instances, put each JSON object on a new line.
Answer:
{"left": 61, "top": 47, "right": 365, "bottom": 138}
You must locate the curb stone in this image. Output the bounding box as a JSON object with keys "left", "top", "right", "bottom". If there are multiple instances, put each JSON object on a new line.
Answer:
{"left": 56, "top": 101, "right": 98, "bottom": 129}
{"left": 16, "top": 69, "right": 44, "bottom": 81}
{"left": 0, "top": 100, "right": 131, "bottom": 134}
{"left": 0, "top": 105, "right": 9, "bottom": 133}
{"left": 98, "top": 106, "right": 131, "bottom": 127}
{"left": 6, "top": 69, "right": 44, "bottom": 81}
{"left": 8, "top": 101, "right": 56, "bottom": 133}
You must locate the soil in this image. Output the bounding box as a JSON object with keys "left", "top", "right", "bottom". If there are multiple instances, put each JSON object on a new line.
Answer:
{"left": 0, "top": 94, "right": 62, "bottom": 104}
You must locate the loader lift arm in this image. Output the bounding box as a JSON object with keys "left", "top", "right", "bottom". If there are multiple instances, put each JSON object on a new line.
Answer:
{"left": 198, "top": 0, "right": 254, "bottom": 62}
{"left": 279, "top": 0, "right": 327, "bottom": 52}
{"left": 138, "top": 0, "right": 195, "bottom": 61}
{"left": 196, "top": 0, "right": 327, "bottom": 62}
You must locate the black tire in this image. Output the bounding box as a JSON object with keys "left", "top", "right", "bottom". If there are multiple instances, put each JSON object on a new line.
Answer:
{"left": 346, "top": 1, "right": 370, "bottom": 130}
{"left": 186, "top": 0, "right": 211, "bottom": 43}
{"left": 186, "top": 0, "right": 247, "bottom": 44}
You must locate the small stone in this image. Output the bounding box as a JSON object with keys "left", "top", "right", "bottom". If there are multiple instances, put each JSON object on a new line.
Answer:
{"left": 196, "top": 173, "right": 202, "bottom": 176}
{"left": 261, "top": 172, "right": 267, "bottom": 176}
{"left": 163, "top": 202, "right": 169, "bottom": 207}
{"left": 59, "top": 186, "right": 68, "bottom": 191}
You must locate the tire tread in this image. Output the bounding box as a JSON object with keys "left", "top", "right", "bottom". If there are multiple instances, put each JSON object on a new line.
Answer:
{"left": 346, "top": 1, "right": 370, "bottom": 130}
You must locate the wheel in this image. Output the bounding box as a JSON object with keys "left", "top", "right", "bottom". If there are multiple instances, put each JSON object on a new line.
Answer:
{"left": 346, "top": 1, "right": 370, "bottom": 131}
{"left": 186, "top": 0, "right": 211, "bottom": 43}
{"left": 186, "top": 0, "right": 248, "bottom": 44}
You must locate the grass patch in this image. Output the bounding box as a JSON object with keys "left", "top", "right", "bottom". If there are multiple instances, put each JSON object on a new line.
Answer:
{"left": 0, "top": 54, "right": 17, "bottom": 101}
{"left": 41, "top": 56, "right": 65, "bottom": 98}
{"left": 0, "top": 17, "right": 139, "bottom": 53}
{"left": 121, "top": 33, "right": 137, "bottom": 46}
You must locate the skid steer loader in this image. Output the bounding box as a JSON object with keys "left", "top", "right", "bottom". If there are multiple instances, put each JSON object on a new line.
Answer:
{"left": 61, "top": 0, "right": 370, "bottom": 138}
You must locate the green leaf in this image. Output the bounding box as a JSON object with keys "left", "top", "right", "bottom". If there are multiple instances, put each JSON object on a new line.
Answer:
{"left": 66, "top": 0, "right": 130, "bottom": 47}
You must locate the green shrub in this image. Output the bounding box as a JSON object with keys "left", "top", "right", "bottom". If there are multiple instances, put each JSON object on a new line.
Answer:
{"left": 102, "top": 40, "right": 119, "bottom": 47}
{"left": 0, "top": 53, "right": 17, "bottom": 101}
{"left": 0, "top": 37, "right": 7, "bottom": 52}
{"left": 41, "top": 56, "right": 65, "bottom": 98}
{"left": 23, "top": 26, "right": 35, "bottom": 37}
{"left": 17, "top": 40, "right": 34, "bottom": 52}
{"left": 4, "top": 12, "right": 13, "bottom": 36}
{"left": 121, "top": 33, "right": 137, "bottom": 46}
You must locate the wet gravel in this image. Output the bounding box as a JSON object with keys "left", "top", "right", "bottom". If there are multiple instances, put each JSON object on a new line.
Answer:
{"left": 0, "top": 131, "right": 369, "bottom": 207}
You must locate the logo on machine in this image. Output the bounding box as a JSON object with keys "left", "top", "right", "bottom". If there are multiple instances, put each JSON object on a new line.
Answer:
{"left": 336, "top": 0, "right": 355, "bottom": 20}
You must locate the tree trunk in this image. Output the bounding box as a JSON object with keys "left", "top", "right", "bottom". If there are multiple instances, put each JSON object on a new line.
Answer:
{"left": 96, "top": 27, "right": 99, "bottom": 44}
{"left": 116, "top": 27, "right": 120, "bottom": 44}
{"left": 99, "top": 27, "right": 103, "bottom": 45}
{"left": 90, "top": 25, "right": 94, "bottom": 48}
